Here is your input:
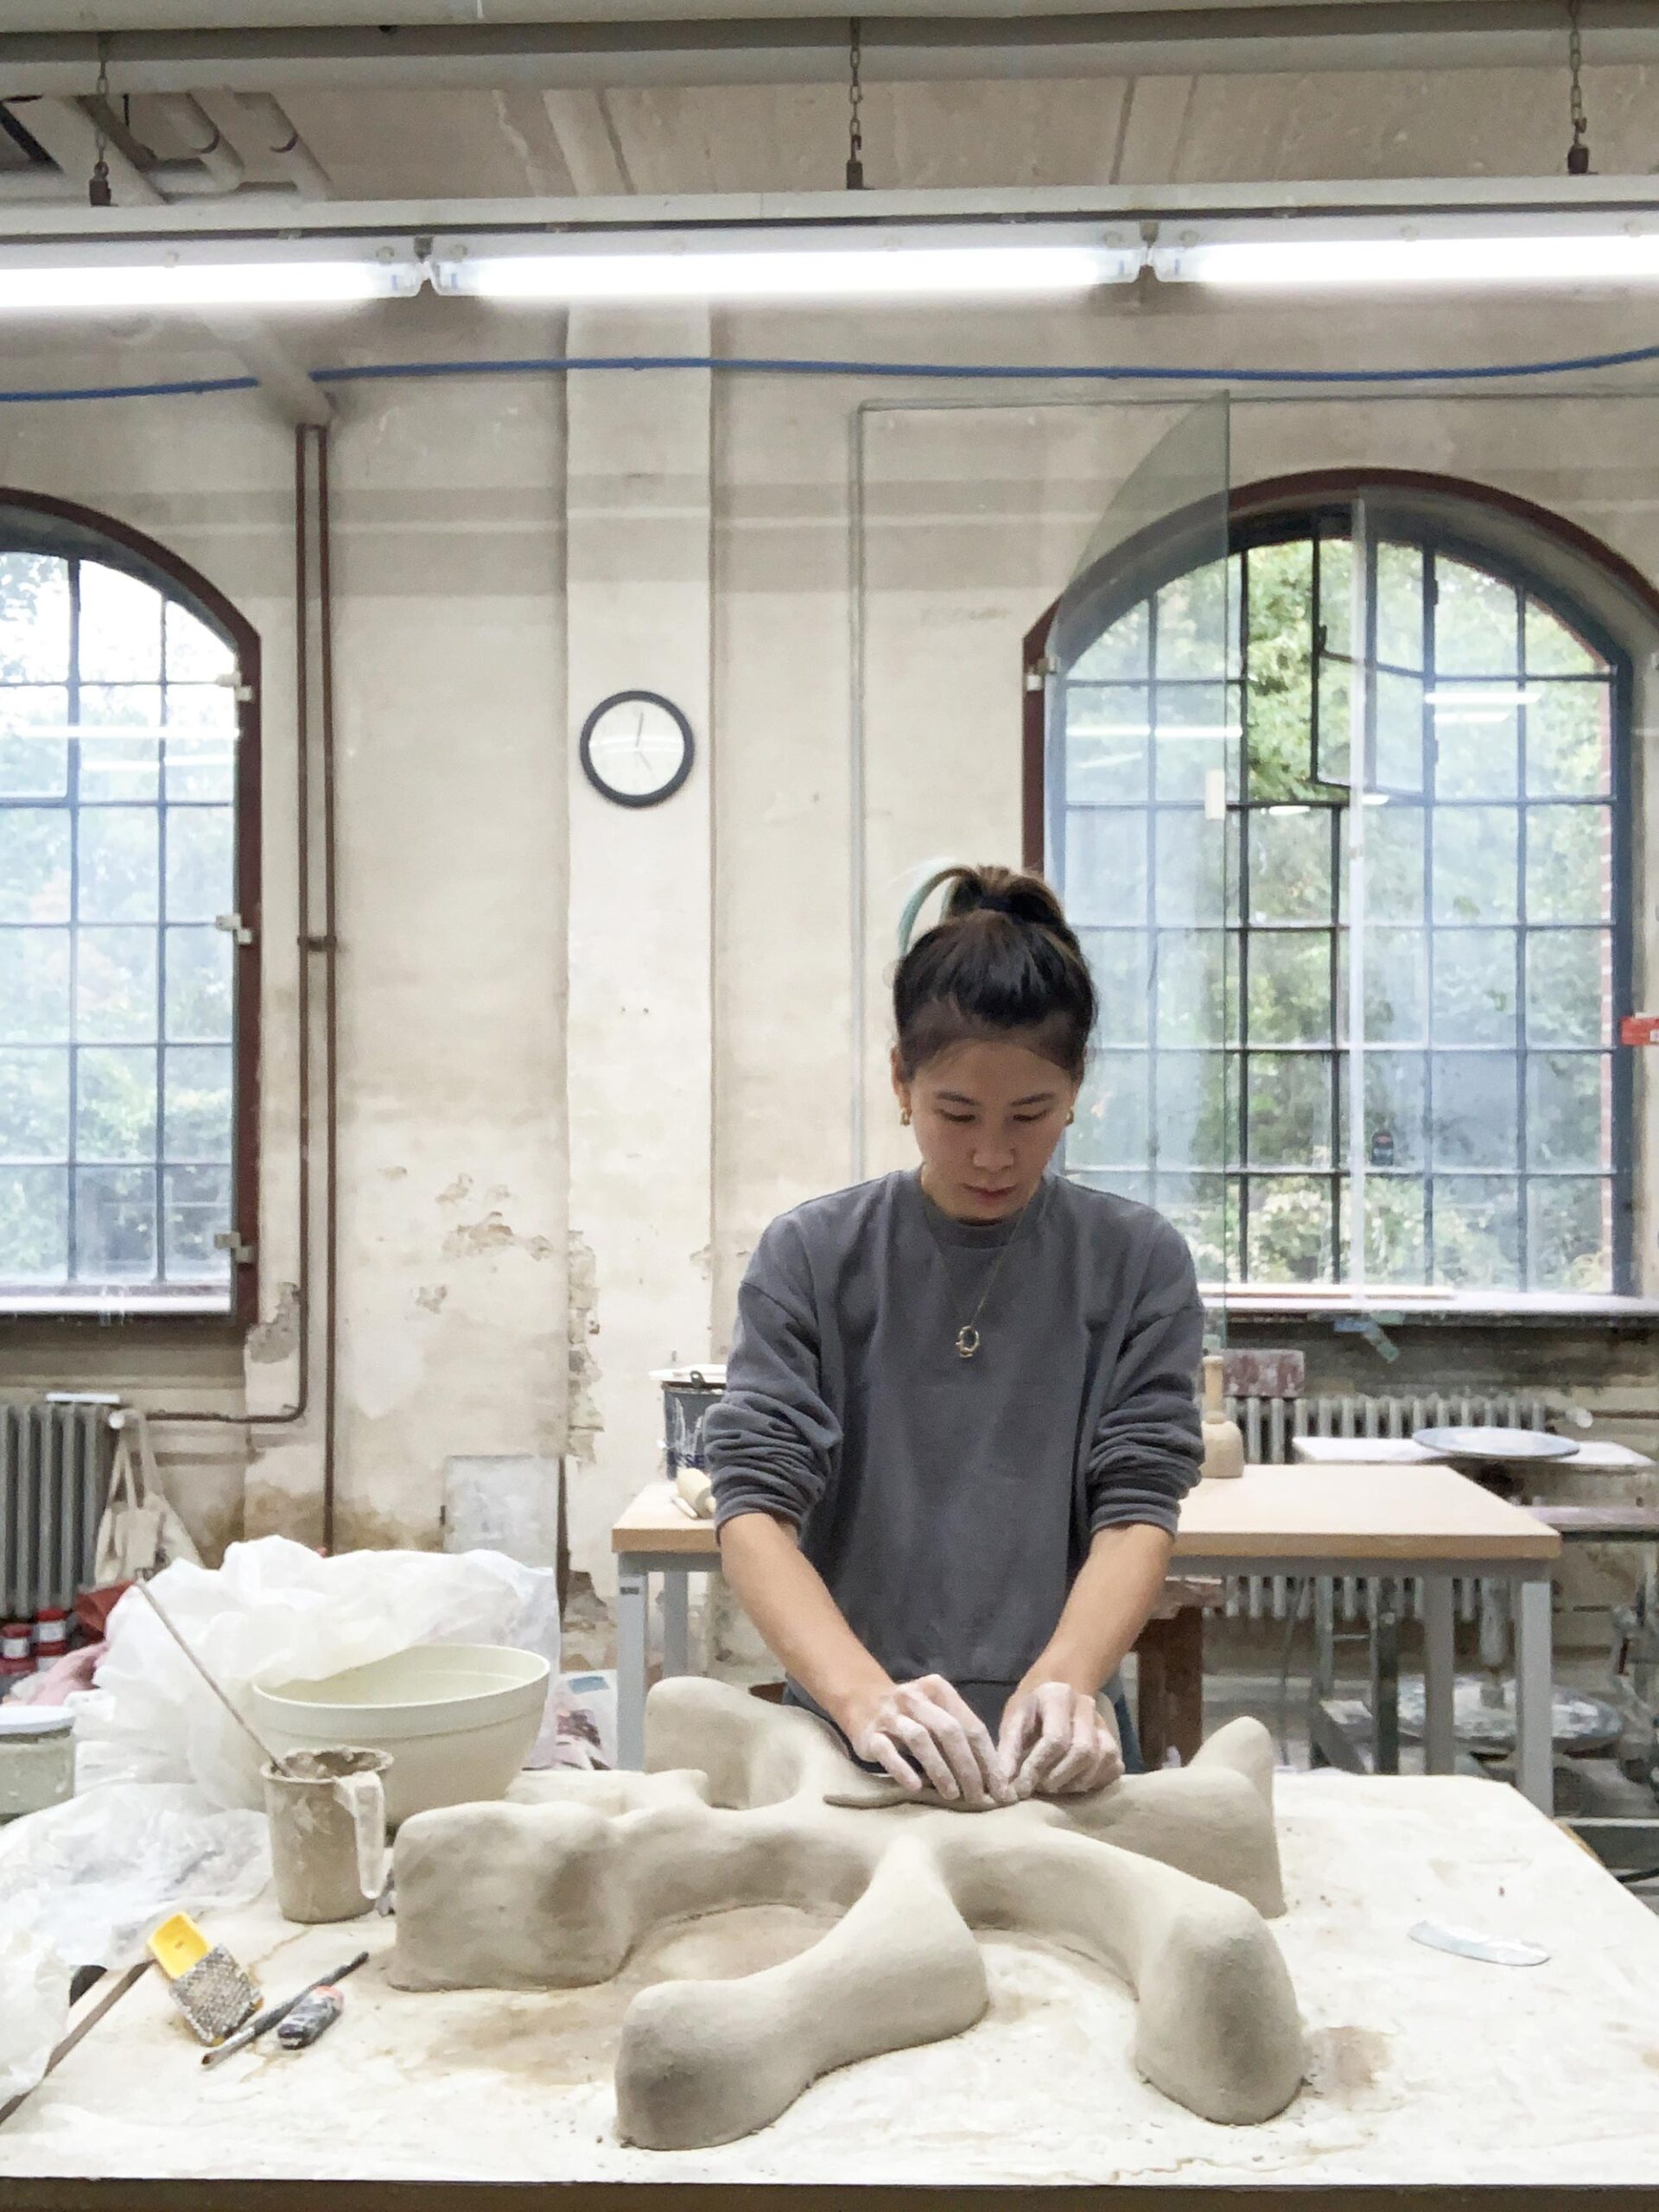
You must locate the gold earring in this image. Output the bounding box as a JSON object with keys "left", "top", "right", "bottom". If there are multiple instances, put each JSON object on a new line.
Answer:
{"left": 1066, "top": 1110, "right": 1075, "bottom": 1125}
{"left": 900, "top": 1108, "right": 912, "bottom": 1127}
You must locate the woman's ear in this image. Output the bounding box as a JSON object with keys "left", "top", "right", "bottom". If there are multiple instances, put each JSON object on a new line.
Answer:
{"left": 889, "top": 1046, "right": 911, "bottom": 1121}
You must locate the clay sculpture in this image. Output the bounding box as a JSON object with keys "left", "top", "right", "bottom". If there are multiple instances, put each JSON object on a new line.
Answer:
{"left": 391, "top": 1677, "right": 1304, "bottom": 2148}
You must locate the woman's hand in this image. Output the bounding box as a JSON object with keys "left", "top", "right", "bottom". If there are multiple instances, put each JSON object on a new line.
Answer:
{"left": 839, "top": 1673, "right": 1014, "bottom": 1808}
{"left": 997, "top": 1681, "right": 1124, "bottom": 1799}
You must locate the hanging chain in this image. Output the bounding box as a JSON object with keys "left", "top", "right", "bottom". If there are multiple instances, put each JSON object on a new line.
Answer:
{"left": 1566, "top": 0, "right": 1591, "bottom": 176}
{"left": 845, "top": 17, "right": 865, "bottom": 190}
{"left": 88, "top": 36, "right": 112, "bottom": 207}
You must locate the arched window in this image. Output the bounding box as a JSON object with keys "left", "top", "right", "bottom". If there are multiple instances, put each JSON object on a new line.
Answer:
{"left": 1044, "top": 494, "right": 1631, "bottom": 1299}
{"left": 0, "top": 499, "right": 257, "bottom": 1313}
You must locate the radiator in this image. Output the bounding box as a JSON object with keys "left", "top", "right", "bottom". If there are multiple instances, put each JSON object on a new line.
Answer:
{"left": 1222, "top": 1390, "right": 1549, "bottom": 1624}
{"left": 0, "top": 1400, "right": 115, "bottom": 1618}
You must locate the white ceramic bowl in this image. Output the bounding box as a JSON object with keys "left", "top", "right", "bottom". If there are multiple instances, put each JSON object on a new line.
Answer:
{"left": 251, "top": 1643, "right": 550, "bottom": 1826}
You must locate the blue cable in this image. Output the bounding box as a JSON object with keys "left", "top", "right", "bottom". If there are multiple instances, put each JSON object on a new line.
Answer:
{"left": 2, "top": 338, "right": 1658, "bottom": 408}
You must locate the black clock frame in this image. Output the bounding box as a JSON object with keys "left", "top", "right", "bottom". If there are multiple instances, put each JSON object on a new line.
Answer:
{"left": 579, "top": 690, "right": 696, "bottom": 808}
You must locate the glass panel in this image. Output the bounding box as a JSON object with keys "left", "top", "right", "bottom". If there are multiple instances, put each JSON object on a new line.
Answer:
{"left": 1364, "top": 803, "right": 1426, "bottom": 921}
{"left": 1070, "top": 603, "right": 1147, "bottom": 684}
{"left": 164, "top": 1163, "right": 232, "bottom": 1281}
{"left": 1527, "top": 931, "right": 1609, "bottom": 1046}
{"left": 1528, "top": 1178, "right": 1611, "bottom": 1292}
{"left": 0, "top": 1046, "right": 67, "bottom": 1160}
{"left": 1156, "top": 558, "right": 1237, "bottom": 681}
{"left": 0, "top": 926, "right": 70, "bottom": 1043}
{"left": 1154, "top": 809, "right": 1236, "bottom": 924}
{"left": 1374, "top": 667, "right": 1425, "bottom": 793}
{"left": 1066, "top": 810, "right": 1146, "bottom": 925}
{"left": 76, "top": 926, "right": 157, "bottom": 1043}
{"left": 1433, "top": 1175, "right": 1521, "bottom": 1289}
{"left": 1247, "top": 1052, "right": 1332, "bottom": 1168}
{"left": 1248, "top": 1177, "right": 1334, "bottom": 1283}
{"left": 0, "top": 809, "right": 70, "bottom": 923}
{"left": 1524, "top": 598, "right": 1603, "bottom": 678}
{"left": 77, "top": 809, "right": 159, "bottom": 924}
{"left": 1065, "top": 685, "right": 1148, "bottom": 804}
{"left": 0, "top": 1165, "right": 67, "bottom": 1282}
{"left": 1249, "top": 931, "right": 1332, "bottom": 1046}
{"left": 1362, "top": 1174, "right": 1427, "bottom": 1284}
{"left": 0, "top": 685, "right": 70, "bottom": 798}
{"left": 0, "top": 554, "right": 69, "bottom": 681}
{"left": 165, "top": 806, "right": 234, "bottom": 922}
{"left": 76, "top": 1046, "right": 157, "bottom": 1161}
{"left": 164, "top": 1045, "right": 232, "bottom": 1162}
{"left": 1433, "top": 930, "right": 1517, "bottom": 1045}
{"left": 1375, "top": 540, "right": 1423, "bottom": 668}
{"left": 74, "top": 1165, "right": 156, "bottom": 1281}
{"left": 1155, "top": 931, "right": 1238, "bottom": 1046}
{"left": 164, "top": 601, "right": 235, "bottom": 683}
{"left": 78, "top": 563, "right": 163, "bottom": 682}
{"left": 1244, "top": 537, "right": 1317, "bottom": 803}
{"left": 1431, "top": 1052, "right": 1519, "bottom": 1168}
{"left": 1157, "top": 1050, "right": 1231, "bottom": 1168}
{"left": 1527, "top": 805, "right": 1610, "bottom": 924}
{"left": 1430, "top": 685, "right": 1519, "bottom": 799}
{"left": 79, "top": 681, "right": 163, "bottom": 812}
{"left": 1527, "top": 681, "right": 1611, "bottom": 798}
{"left": 163, "top": 683, "right": 237, "bottom": 804}
{"left": 1434, "top": 556, "right": 1518, "bottom": 675}
{"left": 164, "top": 925, "right": 234, "bottom": 1044}
{"left": 1082, "top": 930, "right": 1149, "bottom": 1046}
{"left": 1528, "top": 1052, "right": 1610, "bottom": 1172}
{"left": 1313, "top": 531, "right": 1351, "bottom": 787}
{"left": 1360, "top": 1050, "right": 1427, "bottom": 1167}
{"left": 1344, "top": 926, "right": 1426, "bottom": 1043}
{"left": 1153, "top": 682, "right": 1237, "bottom": 803}
{"left": 1249, "top": 808, "right": 1331, "bottom": 923}
{"left": 1074, "top": 1052, "right": 1149, "bottom": 1168}
{"left": 1433, "top": 806, "right": 1518, "bottom": 923}
{"left": 1073, "top": 1169, "right": 1150, "bottom": 1204}
{"left": 1154, "top": 1172, "right": 1242, "bottom": 1281}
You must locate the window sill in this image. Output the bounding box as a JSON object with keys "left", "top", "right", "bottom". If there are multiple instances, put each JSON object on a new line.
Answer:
{"left": 1205, "top": 1285, "right": 1659, "bottom": 1325}
{"left": 0, "top": 1291, "right": 234, "bottom": 1319}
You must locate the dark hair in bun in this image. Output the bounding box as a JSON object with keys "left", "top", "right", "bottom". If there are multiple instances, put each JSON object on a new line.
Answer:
{"left": 893, "top": 864, "right": 1096, "bottom": 1082}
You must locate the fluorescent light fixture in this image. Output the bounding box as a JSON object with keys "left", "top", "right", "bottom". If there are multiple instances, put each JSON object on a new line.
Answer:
{"left": 0, "top": 241, "right": 422, "bottom": 315}
{"left": 434, "top": 230, "right": 1141, "bottom": 302}
{"left": 1153, "top": 226, "right": 1659, "bottom": 289}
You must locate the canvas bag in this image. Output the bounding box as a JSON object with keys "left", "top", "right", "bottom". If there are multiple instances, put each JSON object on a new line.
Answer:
{"left": 92, "top": 1409, "right": 201, "bottom": 1586}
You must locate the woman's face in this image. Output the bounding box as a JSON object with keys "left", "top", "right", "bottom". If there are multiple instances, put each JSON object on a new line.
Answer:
{"left": 893, "top": 1035, "right": 1078, "bottom": 1223}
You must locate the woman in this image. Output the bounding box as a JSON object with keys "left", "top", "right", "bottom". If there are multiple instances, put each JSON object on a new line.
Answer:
{"left": 704, "top": 864, "right": 1205, "bottom": 1809}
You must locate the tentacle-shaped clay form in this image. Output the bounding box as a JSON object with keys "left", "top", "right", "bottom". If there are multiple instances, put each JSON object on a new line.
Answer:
{"left": 935, "top": 1824, "right": 1304, "bottom": 2124}
{"left": 615, "top": 1838, "right": 988, "bottom": 2150}
{"left": 645, "top": 1675, "right": 846, "bottom": 1806}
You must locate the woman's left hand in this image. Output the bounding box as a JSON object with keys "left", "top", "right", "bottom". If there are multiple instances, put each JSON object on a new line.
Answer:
{"left": 997, "top": 1681, "right": 1124, "bottom": 1799}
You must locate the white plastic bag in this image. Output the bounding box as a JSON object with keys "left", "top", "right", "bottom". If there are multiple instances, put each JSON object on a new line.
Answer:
{"left": 0, "top": 1912, "right": 68, "bottom": 2104}
{"left": 73, "top": 1535, "right": 561, "bottom": 1808}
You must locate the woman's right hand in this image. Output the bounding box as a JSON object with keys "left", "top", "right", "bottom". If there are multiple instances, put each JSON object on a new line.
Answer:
{"left": 838, "top": 1674, "right": 1014, "bottom": 1808}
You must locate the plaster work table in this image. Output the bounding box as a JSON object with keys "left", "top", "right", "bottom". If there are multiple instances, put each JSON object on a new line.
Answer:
{"left": 612, "top": 1465, "right": 1562, "bottom": 1808}
{"left": 2, "top": 1775, "right": 1656, "bottom": 2205}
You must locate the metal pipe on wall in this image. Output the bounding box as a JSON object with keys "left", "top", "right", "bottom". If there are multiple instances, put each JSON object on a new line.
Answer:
{"left": 315, "top": 424, "right": 340, "bottom": 1555}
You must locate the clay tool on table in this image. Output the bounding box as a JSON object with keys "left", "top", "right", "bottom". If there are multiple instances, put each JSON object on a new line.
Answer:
{"left": 202, "top": 1950, "right": 369, "bottom": 2068}
{"left": 276, "top": 1979, "right": 351, "bottom": 2050}
{"left": 149, "top": 1913, "right": 262, "bottom": 2044}
{"left": 0, "top": 1961, "right": 152, "bottom": 2129}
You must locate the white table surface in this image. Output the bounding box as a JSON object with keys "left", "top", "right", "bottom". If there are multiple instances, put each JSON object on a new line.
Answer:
{"left": 1292, "top": 1433, "right": 1655, "bottom": 1471}
{"left": 2, "top": 1774, "right": 1655, "bottom": 2191}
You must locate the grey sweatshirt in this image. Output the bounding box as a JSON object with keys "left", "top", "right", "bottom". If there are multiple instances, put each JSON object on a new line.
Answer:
{"left": 705, "top": 1169, "right": 1205, "bottom": 1727}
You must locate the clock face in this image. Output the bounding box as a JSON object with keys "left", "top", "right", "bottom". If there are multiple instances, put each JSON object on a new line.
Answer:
{"left": 581, "top": 691, "right": 694, "bottom": 807}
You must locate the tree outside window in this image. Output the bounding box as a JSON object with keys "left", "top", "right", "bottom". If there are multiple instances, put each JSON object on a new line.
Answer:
{"left": 0, "top": 544, "right": 243, "bottom": 1306}
{"left": 1054, "top": 511, "right": 1629, "bottom": 1297}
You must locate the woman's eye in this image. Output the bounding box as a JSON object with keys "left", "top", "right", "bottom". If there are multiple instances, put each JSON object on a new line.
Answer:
{"left": 939, "top": 1114, "right": 975, "bottom": 1126}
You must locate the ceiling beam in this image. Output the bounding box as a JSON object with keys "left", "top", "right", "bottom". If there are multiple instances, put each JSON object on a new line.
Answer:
{"left": 0, "top": 5, "right": 1652, "bottom": 95}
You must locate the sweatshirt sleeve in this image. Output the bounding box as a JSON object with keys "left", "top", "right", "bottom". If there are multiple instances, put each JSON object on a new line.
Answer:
{"left": 705, "top": 1219, "right": 841, "bottom": 1531}
{"left": 1084, "top": 1219, "right": 1205, "bottom": 1538}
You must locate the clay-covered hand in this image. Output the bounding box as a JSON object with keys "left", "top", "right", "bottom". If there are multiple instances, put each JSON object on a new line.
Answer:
{"left": 997, "top": 1681, "right": 1124, "bottom": 1798}
{"left": 842, "top": 1674, "right": 1014, "bottom": 1808}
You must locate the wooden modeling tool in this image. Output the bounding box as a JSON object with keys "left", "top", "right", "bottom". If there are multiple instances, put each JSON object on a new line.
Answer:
{"left": 1199, "top": 1354, "right": 1246, "bottom": 1482}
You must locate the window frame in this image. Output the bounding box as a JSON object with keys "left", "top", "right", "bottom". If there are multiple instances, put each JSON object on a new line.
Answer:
{"left": 0, "top": 488, "right": 261, "bottom": 1328}
{"left": 1025, "top": 470, "right": 1641, "bottom": 1313}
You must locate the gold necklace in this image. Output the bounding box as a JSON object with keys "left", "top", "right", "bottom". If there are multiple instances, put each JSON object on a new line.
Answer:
{"left": 933, "top": 1183, "right": 1043, "bottom": 1360}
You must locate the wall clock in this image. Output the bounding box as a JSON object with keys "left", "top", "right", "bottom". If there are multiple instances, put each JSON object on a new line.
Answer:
{"left": 579, "top": 690, "right": 696, "bottom": 808}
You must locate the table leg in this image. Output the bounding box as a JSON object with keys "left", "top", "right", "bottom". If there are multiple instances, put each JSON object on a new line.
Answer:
{"left": 617, "top": 1557, "right": 649, "bottom": 1770}
{"left": 1423, "top": 1573, "right": 1457, "bottom": 1776}
{"left": 1513, "top": 1573, "right": 1554, "bottom": 1815}
{"left": 662, "top": 1567, "right": 690, "bottom": 1678}
{"left": 1308, "top": 1576, "right": 1336, "bottom": 1769}
{"left": 1370, "top": 1577, "right": 1402, "bottom": 1776}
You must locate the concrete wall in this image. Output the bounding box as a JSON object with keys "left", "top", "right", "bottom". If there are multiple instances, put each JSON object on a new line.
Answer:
{"left": 3, "top": 280, "right": 1658, "bottom": 1628}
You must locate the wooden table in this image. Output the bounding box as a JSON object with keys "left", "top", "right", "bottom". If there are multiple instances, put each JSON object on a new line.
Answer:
{"left": 611, "top": 1464, "right": 1562, "bottom": 1808}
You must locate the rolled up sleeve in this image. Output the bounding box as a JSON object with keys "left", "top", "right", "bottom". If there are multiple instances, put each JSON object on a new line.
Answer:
{"left": 1085, "top": 1227, "right": 1205, "bottom": 1538}
{"left": 706, "top": 1224, "right": 841, "bottom": 1532}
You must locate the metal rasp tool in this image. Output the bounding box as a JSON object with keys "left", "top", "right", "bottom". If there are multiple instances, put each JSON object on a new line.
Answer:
{"left": 201, "top": 1950, "right": 370, "bottom": 2068}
